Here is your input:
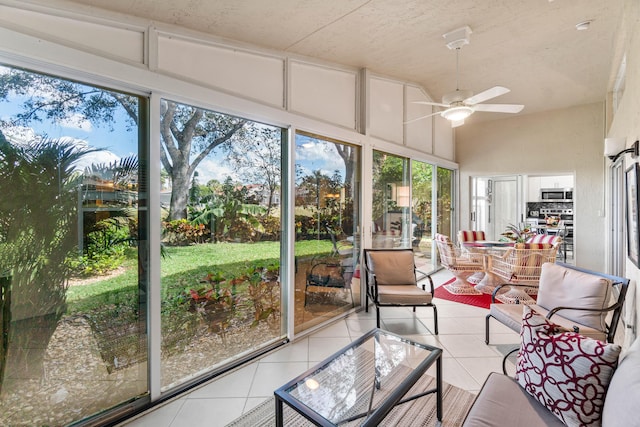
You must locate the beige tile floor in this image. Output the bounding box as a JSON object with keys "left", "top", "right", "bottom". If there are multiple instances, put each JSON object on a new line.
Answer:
{"left": 122, "top": 270, "right": 521, "bottom": 427}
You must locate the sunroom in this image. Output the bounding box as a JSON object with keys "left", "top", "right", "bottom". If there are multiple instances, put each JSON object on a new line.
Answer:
{"left": 0, "top": 1, "right": 638, "bottom": 426}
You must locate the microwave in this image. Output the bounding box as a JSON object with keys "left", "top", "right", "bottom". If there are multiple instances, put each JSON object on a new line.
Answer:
{"left": 540, "top": 188, "right": 573, "bottom": 202}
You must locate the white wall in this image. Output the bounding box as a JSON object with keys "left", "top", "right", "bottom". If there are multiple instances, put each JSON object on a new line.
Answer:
{"left": 608, "top": 0, "right": 640, "bottom": 344}
{"left": 0, "top": 1, "right": 454, "bottom": 164}
{"left": 456, "top": 102, "right": 606, "bottom": 270}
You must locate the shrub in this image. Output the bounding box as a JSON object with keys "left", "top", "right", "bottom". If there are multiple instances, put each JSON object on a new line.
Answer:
{"left": 163, "top": 219, "right": 209, "bottom": 245}
{"left": 257, "top": 215, "right": 280, "bottom": 241}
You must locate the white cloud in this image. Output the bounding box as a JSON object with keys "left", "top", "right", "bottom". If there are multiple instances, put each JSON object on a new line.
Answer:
{"left": 193, "top": 158, "right": 240, "bottom": 185}
{"left": 2, "top": 126, "right": 39, "bottom": 144}
{"left": 296, "top": 139, "right": 345, "bottom": 177}
{"left": 2, "top": 130, "right": 120, "bottom": 171}
{"left": 74, "top": 149, "right": 120, "bottom": 171}
{"left": 59, "top": 113, "right": 93, "bottom": 132}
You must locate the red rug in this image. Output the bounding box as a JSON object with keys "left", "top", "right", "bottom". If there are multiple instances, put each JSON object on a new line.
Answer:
{"left": 433, "top": 278, "right": 536, "bottom": 309}
{"left": 434, "top": 282, "right": 494, "bottom": 309}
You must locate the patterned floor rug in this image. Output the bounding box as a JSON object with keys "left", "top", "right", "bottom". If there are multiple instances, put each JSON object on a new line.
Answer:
{"left": 225, "top": 374, "right": 476, "bottom": 427}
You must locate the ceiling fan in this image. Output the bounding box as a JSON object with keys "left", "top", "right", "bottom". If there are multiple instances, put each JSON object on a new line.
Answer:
{"left": 407, "top": 27, "right": 524, "bottom": 127}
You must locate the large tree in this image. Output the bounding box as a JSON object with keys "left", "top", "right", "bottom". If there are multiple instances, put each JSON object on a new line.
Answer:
{"left": 159, "top": 100, "right": 246, "bottom": 219}
{"left": 0, "top": 67, "right": 247, "bottom": 220}
{"left": 335, "top": 143, "right": 357, "bottom": 190}
{"left": 224, "top": 125, "right": 281, "bottom": 214}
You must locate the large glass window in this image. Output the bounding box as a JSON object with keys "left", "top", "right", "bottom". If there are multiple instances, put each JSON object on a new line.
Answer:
{"left": 294, "top": 132, "right": 360, "bottom": 333}
{"left": 437, "top": 167, "right": 454, "bottom": 237}
{"left": 0, "top": 65, "right": 148, "bottom": 425}
{"left": 372, "top": 152, "right": 454, "bottom": 273}
{"left": 411, "top": 160, "right": 435, "bottom": 271}
{"left": 159, "top": 99, "right": 285, "bottom": 389}
{"left": 371, "top": 151, "right": 410, "bottom": 249}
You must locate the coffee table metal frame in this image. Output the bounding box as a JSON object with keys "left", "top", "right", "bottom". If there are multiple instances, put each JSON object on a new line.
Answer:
{"left": 274, "top": 328, "right": 442, "bottom": 426}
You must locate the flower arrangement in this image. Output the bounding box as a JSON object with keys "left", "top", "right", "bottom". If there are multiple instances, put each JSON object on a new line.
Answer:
{"left": 545, "top": 215, "right": 559, "bottom": 226}
{"left": 501, "top": 223, "right": 535, "bottom": 243}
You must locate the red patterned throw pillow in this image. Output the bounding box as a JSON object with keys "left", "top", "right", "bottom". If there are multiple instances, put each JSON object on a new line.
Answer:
{"left": 516, "top": 306, "right": 621, "bottom": 427}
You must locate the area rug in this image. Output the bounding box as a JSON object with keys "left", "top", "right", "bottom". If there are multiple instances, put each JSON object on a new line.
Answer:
{"left": 225, "top": 374, "right": 475, "bottom": 427}
{"left": 442, "top": 278, "right": 483, "bottom": 296}
{"left": 434, "top": 278, "right": 536, "bottom": 309}
{"left": 434, "top": 283, "right": 495, "bottom": 309}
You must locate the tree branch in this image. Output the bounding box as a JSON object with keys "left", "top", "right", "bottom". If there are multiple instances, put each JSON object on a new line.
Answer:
{"left": 188, "top": 120, "right": 246, "bottom": 176}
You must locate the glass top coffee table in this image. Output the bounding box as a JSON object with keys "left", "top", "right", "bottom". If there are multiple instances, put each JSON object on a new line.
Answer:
{"left": 274, "top": 328, "right": 442, "bottom": 426}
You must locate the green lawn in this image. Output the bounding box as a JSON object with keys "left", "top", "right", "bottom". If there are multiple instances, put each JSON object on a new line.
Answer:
{"left": 66, "top": 239, "right": 333, "bottom": 314}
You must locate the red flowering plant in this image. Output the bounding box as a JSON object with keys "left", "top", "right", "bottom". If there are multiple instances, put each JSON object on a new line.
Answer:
{"left": 188, "top": 269, "right": 238, "bottom": 337}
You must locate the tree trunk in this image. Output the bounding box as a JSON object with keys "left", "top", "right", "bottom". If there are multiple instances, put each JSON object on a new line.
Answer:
{"left": 169, "top": 166, "right": 191, "bottom": 220}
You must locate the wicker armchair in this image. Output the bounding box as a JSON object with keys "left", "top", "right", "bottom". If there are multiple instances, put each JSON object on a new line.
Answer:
{"left": 457, "top": 230, "right": 487, "bottom": 284}
{"left": 488, "top": 243, "right": 558, "bottom": 304}
{"left": 434, "top": 233, "right": 484, "bottom": 295}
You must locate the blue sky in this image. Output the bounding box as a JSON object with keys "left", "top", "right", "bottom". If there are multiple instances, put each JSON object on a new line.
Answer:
{"left": 0, "top": 65, "right": 345, "bottom": 186}
{"left": 295, "top": 134, "right": 346, "bottom": 182}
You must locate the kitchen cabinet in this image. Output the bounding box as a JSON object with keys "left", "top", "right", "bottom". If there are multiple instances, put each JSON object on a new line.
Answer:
{"left": 540, "top": 176, "right": 573, "bottom": 189}
{"left": 528, "top": 177, "right": 541, "bottom": 202}
{"left": 527, "top": 175, "right": 574, "bottom": 202}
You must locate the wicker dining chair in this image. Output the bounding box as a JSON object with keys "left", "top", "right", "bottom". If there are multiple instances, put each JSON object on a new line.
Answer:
{"left": 434, "top": 233, "right": 485, "bottom": 294}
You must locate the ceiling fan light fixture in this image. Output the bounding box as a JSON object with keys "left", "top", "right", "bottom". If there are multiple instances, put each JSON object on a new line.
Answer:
{"left": 441, "top": 106, "right": 474, "bottom": 122}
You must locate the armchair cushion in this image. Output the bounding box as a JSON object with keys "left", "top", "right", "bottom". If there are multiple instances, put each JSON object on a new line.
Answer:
{"left": 365, "top": 250, "right": 416, "bottom": 286}
{"left": 514, "top": 243, "right": 553, "bottom": 250}
{"left": 463, "top": 372, "right": 565, "bottom": 426}
{"left": 537, "top": 262, "right": 612, "bottom": 331}
{"left": 602, "top": 337, "right": 640, "bottom": 426}
{"left": 527, "top": 234, "right": 562, "bottom": 246}
{"left": 457, "top": 230, "right": 486, "bottom": 244}
{"left": 376, "top": 285, "right": 433, "bottom": 305}
{"left": 516, "top": 306, "right": 621, "bottom": 427}
{"left": 489, "top": 303, "right": 607, "bottom": 342}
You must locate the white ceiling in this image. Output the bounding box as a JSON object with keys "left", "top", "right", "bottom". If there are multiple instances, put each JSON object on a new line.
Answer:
{"left": 64, "top": 0, "right": 625, "bottom": 124}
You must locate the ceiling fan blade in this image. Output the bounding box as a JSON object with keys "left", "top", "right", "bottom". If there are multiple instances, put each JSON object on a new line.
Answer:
{"left": 404, "top": 111, "right": 441, "bottom": 124}
{"left": 464, "top": 86, "right": 510, "bottom": 105}
{"left": 412, "top": 100, "right": 450, "bottom": 108}
{"left": 451, "top": 119, "right": 465, "bottom": 128}
{"left": 473, "top": 103, "right": 524, "bottom": 113}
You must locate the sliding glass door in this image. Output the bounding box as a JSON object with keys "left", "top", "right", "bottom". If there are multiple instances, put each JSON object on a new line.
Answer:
{"left": 371, "top": 152, "right": 454, "bottom": 273}
{"left": 412, "top": 161, "right": 436, "bottom": 272}
{"left": 0, "top": 64, "right": 148, "bottom": 425}
{"left": 159, "top": 99, "right": 286, "bottom": 389}
{"left": 437, "top": 167, "right": 455, "bottom": 238}
{"left": 294, "top": 132, "right": 361, "bottom": 333}
{"left": 371, "top": 151, "right": 411, "bottom": 249}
